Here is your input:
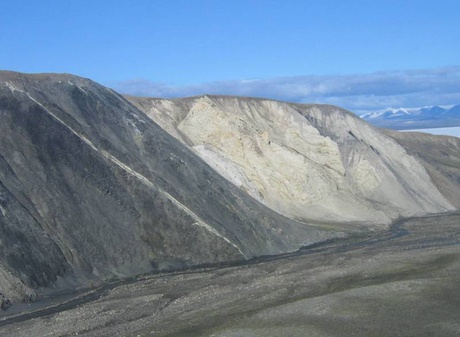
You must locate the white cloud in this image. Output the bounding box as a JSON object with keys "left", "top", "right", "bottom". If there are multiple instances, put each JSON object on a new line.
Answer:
{"left": 114, "top": 66, "right": 460, "bottom": 112}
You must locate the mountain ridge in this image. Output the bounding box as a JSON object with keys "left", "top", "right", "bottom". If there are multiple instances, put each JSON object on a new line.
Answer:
{"left": 128, "top": 94, "right": 454, "bottom": 224}
{"left": 0, "top": 71, "right": 338, "bottom": 305}
{"left": 0, "top": 71, "right": 458, "bottom": 310}
{"left": 360, "top": 104, "right": 460, "bottom": 129}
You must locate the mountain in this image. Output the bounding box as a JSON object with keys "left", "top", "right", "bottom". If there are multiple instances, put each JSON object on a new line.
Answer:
{"left": 0, "top": 71, "right": 337, "bottom": 305}
{"left": 448, "top": 104, "right": 460, "bottom": 116}
{"left": 360, "top": 105, "right": 460, "bottom": 129}
{"left": 127, "top": 95, "right": 454, "bottom": 225}
{"left": 0, "top": 71, "right": 458, "bottom": 310}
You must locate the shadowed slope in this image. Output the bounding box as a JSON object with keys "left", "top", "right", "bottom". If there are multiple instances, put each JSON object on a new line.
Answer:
{"left": 384, "top": 130, "right": 460, "bottom": 208}
{"left": 0, "top": 72, "right": 336, "bottom": 304}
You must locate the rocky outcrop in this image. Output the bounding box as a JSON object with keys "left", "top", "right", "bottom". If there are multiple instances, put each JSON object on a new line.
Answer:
{"left": 0, "top": 72, "right": 339, "bottom": 304}
{"left": 0, "top": 263, "right": 37, "bottom": 306}
{"left": 0, "top": 294, "right": 10, "bottom": 311}
{"left": 128, "top": 95, "right": 455, "bottom": 224}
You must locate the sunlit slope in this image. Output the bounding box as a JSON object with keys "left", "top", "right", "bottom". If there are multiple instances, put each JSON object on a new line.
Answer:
{"left": 129, "top": 95, "right": 454, "bottom": 224}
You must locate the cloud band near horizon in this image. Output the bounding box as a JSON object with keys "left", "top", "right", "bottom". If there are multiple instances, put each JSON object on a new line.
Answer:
{"left": 114, "top": 66, "right": 460, "bottom": 113}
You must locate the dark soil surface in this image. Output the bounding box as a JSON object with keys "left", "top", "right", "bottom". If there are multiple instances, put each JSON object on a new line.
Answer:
{"left": 1, "top": 212, "right": 459, "bottom": 337}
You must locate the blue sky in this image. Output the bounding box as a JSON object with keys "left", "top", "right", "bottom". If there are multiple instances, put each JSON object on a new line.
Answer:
{"left": 1, "top": 0, "right": 459, "bottom": 112}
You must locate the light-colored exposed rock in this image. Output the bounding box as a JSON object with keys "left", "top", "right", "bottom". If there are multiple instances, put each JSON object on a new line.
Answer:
{"left": 0, "top": 263, "right": 37, "bottom": 304}
{"left": 128, "top": 95, "right": 455, "bottom": 224}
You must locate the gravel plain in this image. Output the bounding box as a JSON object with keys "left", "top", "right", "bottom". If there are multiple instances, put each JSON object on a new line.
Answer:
{"left": 1, "top": 212, "right": 459, "bottom": 337}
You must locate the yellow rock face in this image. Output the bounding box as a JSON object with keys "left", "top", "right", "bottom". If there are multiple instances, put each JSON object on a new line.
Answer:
{"left": 177, "top": 97, "right": 347, "bottom": 219}
{"left": 129, "top": 95, "right": 454, "bottom": 224}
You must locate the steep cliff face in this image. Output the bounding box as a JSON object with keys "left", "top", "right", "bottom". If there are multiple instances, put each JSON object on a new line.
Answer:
{"left": 0, "top": 72, "right": 337, "bottom": 303}
{"left": 128, "top": 95, "right": 455, "bottom": 224}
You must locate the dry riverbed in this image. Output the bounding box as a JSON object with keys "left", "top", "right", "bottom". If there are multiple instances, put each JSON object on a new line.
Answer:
{"left": 1, "top": 213, "right": 460, "bottom": 337}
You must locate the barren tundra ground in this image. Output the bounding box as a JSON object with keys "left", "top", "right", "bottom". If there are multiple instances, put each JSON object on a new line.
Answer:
{"left": 1, "top": 212, "right": 459, "bottom": 337}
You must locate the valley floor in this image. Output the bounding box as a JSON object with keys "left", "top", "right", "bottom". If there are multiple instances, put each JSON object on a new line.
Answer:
{"left": 1, "top": 213, "right": 460, "bottom": 337}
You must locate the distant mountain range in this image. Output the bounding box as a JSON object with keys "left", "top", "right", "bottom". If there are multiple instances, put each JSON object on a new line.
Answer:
{"left": 360, "top": 104, "right": 460, "bottom": 130}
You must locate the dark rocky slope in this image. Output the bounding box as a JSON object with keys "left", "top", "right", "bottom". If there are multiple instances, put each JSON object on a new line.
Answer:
{"left": 0, "top": 72, "right": 335, "bottom": 305}
{"left": 384, "top": 130, "right": 460, "bottom": 208}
